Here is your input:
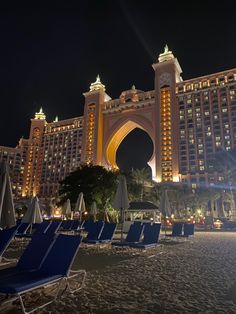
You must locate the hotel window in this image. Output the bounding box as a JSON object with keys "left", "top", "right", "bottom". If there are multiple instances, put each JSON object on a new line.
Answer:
{"left": 204, "top": 111, "right": 210, "bottom": 116}
{"left": 222, "top": 108, "right": 228, "bottom": 113}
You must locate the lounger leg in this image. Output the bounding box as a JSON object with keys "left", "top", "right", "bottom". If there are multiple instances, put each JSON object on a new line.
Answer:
{"left": 16, "top": 280, "right": 64, "bottom": 314}
{"left": 66, "top": 269, "right": 87, "bottom": 293}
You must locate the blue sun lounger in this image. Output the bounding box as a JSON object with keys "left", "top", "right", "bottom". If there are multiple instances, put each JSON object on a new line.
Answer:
{"left": 111, "top": 222, "right": 144, "bottom": 247}
{"left": 83, "top": 223, "right": 117, "bottom": 244}
{"left": 166, "top": 222, "right": 183, "bottom": 237}
{"left": 44, "top": 220, "right": 62, "bottom": 236}
{"left": 129, "top": 223, "right": 161, "bottom": 249}
{"left": 0, "top": 234, "right": 86, "bottom": 314}
{"left": 15, "top": 223, "right": 30, "bottom": 238}
{"left": 0, "top": 233, "right": 56, "bottom": 278}
{"left": 183, "top": 223, "right": 195, "bottom": 237}
{"left": 83, "top": 220, "right": 104, "bottom": 242}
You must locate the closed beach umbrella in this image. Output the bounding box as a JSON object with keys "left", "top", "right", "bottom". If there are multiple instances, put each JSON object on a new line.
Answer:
{"left": 22, "top": 196, "right": 43, "bottom": 224}
{"left": 90, "top": 201, "right": 97, "bottom": 221}
{"left": 159, "top": 190, "right": 171, "bottom": 217}
{"left": 159, "top": 190, "right": 171, "bottom": 237}
{"left": 75, "top": 192, "right": 86, "bottom": 222}
{"left": 113, "top": 175, "right": 129, "bottom": 241}
{"left": 62, "top": 199, "right": 72, "bottom": 218}
{"left": 0, "top": 160, "right": 16, "bottom": 229}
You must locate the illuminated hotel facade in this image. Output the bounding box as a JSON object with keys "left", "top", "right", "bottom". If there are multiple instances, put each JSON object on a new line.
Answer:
{"left": 1, "top": 46, "right": 236, "bottom": 198}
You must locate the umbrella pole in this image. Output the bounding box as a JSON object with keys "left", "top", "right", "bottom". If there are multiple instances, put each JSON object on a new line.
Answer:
{"left": 120, "top": 208, "right": 124, "bottom": 242}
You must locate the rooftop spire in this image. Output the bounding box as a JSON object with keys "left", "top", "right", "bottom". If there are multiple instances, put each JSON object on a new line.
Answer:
{"left": 34, "top": 107, "right": 46, "bottom": 120}
{"left": 89, "top": 74, "right": 105, "bottom": 92}
{"left": 158, "top": 44, "right": 175, "bottom": 63}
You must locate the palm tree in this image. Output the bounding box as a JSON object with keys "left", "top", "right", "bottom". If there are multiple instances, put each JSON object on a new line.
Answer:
{"left": 131, "top": 168, "right": 151, "bottom": 201}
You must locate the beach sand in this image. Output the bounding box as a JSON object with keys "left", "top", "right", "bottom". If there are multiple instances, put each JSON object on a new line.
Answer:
{"left": 1, "top": 232, "right": 236, "bottom": 313}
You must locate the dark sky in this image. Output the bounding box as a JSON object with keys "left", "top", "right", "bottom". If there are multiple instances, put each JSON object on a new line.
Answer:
{"left": 0, "top": 1, "right": 236, "bottom": 169}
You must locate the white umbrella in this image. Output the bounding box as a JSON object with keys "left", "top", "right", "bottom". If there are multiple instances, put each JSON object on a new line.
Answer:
{"left": 0, "top": 160, "right": 16, "bottom": 229}
{"left": 61, "top": 199, "right": 72, "bottom": 219}
{"left": 159, "top": 190, "right": 171, "bottom": 217}
{"left": 75, "top": 192, "right": 86, "bottom": 222}
{"left": 159, "top": 190, "right": 171, "bottom": 237}
{"left": 22, "top": 196, "right": 43, "bottom": 224}
{"left": 113, "top": 175, "right": 129, "bottom": 241}
{"left": 90, "top": 201, "right": 97, "bottom": 221}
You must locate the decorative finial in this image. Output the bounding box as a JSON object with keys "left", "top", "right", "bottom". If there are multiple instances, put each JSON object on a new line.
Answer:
{"left": 34, "top": 107, "right": 46, "bottom": 120}
{"left": 158, "top": 44, "right": 174, "bottom": 63}
{"left": 89, "top": 75, "right": 105, "bottom": 92}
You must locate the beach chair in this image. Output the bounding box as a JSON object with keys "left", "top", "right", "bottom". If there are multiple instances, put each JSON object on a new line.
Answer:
{"left": 83, "top": 219, "right": 95, "bottom": 233}
{"left": 44, "top": 220, "right": 62, "bottom": 236}
{"left": 183, "top": 223, "right": 195, "bottom": 237}
{"left": 83, "top": 220, "right": 104, "bottom": 242}
{"left": 83, "top": 222, "right": 117, "bottom": 244}
{"left": 0, "top": 226, "right": 18, "bottom": 262}
{"left": 0, "top": 234, "right": 86, "bottom": 314}
{"left": 0, "top": 233, "right": 56, "bottom": 278}
{"left": 111, "top": 222, "right": 144, "bottom": 247}
{"left": 15, "top": 223, "right": 30, "bottom": 238}
{"left": 70, "top": 220, "right": 81, "bottom": 231}
{"left": 61, "top": 220, "right": 74, "bottom": 231}
{"left": 129, "top": 223, "right": 161, "bottom": 249}
{"left": 166, "top": 222, "right": 183, "bottom": 237}
{"left": 20, "top": 221, "right": 51, "bottom": 239}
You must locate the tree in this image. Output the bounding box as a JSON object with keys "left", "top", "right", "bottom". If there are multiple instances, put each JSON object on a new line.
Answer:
{"left": 131, "top": 167, "right": 152, "bottom": 201}
{"left": 58, "top": 164, "right": 119, "bottom": 211}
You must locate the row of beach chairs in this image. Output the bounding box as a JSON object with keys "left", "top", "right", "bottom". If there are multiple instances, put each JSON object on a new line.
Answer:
{"left": 166, "top": 222, "right": 195, "bottom": 238}
{"left": 0, "top": 232, "right": 86, "bottom": 313}
{"left": 112, "top": 222, "right": 161, "bottom": 249}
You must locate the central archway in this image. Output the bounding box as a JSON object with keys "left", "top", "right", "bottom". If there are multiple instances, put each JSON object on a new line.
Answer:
{"left": 105, "top": 120, "right": 154, "bottom": 170}
{"left": 116, "top": 128, "right": 153, "bottom": 171}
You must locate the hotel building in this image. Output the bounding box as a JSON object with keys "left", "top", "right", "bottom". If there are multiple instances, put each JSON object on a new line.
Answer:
{"left": 1, "top": 46, "right": 236, "bottom": 199}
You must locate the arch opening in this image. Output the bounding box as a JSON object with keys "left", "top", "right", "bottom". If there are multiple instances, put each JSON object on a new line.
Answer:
{"left": 116, "top": 128, "right": 154, "bottom": 172}
{"left": 105, "top": 120, "right": 154, "bottom": 173}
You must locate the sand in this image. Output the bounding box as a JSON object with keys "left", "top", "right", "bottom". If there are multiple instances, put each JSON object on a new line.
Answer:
{"left": 1, "top": 232, "right": 236, "bottom": 313}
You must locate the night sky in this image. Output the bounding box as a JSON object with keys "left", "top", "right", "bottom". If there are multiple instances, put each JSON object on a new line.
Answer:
{"left": 1, "top": 1, "right": 236, "bottom": 170}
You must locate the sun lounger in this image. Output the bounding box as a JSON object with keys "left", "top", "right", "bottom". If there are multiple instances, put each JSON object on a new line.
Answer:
{"left": 44, "top": 220, "right": 62, "bottom": 236}
{"left": 111, "top": 222, "right": 144, "bottom": 247}
{"left": 183, "top": 223, "right": 195, "bottom": 237}
{"left": 0, "top": 226, "right": 18, "bottom": 262}
{"left": 83, "top": 220, "right": 104, "bottom": 242}
{"left": 15, "top": 223, "right": 30, "bottom": 238}
{"left": 166, "top": 222, "right": 183, "bottom": 237}
{"left": 61, "top": 220, "right": 74, "bottom": 231}
{"left": 0, "top": 234, "right": 86, "bottom": 313}
{"left": 0, "top": 233, "right": 56, "bottom": 278}
{"left": 129, "top": 223, "right": 161, "bottom": 249}
{"left": 83, "top": 223, "right": 117, "bottom": 244}
{"left": 19, "top": 221, "right": 51, "bottom": 239}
